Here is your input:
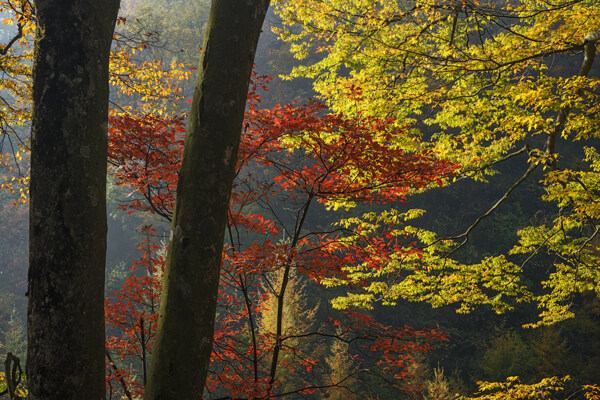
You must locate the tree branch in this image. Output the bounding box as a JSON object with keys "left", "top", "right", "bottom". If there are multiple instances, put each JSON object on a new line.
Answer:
{"left": 1, "top": 353, "right": 23, "bottom": 400}
{"left": 105, "top": 350, "right": 133, "bottom": 400}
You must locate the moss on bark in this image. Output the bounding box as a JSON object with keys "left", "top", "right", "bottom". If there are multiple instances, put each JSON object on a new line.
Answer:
{"left": 144, "top": 1, "right": 270, "bottom": 399}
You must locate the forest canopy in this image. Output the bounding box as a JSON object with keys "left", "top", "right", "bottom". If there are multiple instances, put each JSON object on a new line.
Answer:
{"left": 0, "top": 0, "right": 600, "bottom": 399}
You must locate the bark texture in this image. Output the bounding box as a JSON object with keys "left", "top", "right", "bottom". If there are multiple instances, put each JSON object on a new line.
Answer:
{"left": 144, "top": 1, "right": 270, "bottom": 399}
{"left": 27, "top": 1, "right": 119, "bottom": 399}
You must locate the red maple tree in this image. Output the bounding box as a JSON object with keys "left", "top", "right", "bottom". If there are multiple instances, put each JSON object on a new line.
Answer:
{"left": 104, "top": 74, "right": 454, "bottom": 399}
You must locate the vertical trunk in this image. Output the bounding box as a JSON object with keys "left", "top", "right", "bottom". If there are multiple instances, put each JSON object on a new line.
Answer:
{"left": 144, "top": 1, "right": 269, "bottom": 398}
{"left": 27, "top": 1, "right": 119, "bottom": 399}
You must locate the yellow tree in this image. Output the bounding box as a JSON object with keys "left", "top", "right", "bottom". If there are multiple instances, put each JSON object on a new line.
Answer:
{"left": 258, "top": 267, "right": 324, "bottom": 395}
{"left": 0, "top": 0, "right": 34, "bottom": 201}
{"left": 274, "top": 0, "right": 600, "bottom": 396}
{"left": 274, "top": 0, "right": 600, "bottom": 326}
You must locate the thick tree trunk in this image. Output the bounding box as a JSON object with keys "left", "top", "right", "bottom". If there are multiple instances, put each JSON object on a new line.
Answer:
{"left": 27, "top": 1, "right": 119, "bottom": 399}
{"left": 144, "top": 1, "right": 269, "bottom": 399}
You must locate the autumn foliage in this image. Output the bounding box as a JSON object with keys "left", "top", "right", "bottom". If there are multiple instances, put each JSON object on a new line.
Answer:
{"left": 105, "top": 73, "right": 454, "bottom": 399}
{"left": 2, "top": 0, "right": 600, "bottom": 398}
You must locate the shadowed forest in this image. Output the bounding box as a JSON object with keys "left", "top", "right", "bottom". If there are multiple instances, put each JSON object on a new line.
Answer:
{"left": 1, "top": 0, "right": 600, "bottom": 399}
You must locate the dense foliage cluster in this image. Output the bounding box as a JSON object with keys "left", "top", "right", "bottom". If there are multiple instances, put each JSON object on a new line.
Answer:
{"left": 104, "top": 72, "right": 452, "bottom": 398}
{"left": 274, "top": 0, "right": 600, "bottom": 328}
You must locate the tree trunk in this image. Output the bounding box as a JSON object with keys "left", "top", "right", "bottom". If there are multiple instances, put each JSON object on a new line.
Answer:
{"left": 144, "top": 1, "right": 269, "bottom": 399}
{"left": 27, "top": 1, "right": 119, "bottom": 399}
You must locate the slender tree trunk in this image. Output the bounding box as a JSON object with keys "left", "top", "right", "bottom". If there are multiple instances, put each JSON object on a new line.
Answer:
{"left": 27, "top": 1, "right": 119, "bottom": 399}
{"left": 144, "top": 1, "right": 269, "bottom": 398}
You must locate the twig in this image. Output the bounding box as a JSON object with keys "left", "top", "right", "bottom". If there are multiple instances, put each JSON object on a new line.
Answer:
{"left": 105, "top": 350, "right": 133, "bottom": 400}
{"left": 430, "top": 161, "right": 538, "bottom": 256}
